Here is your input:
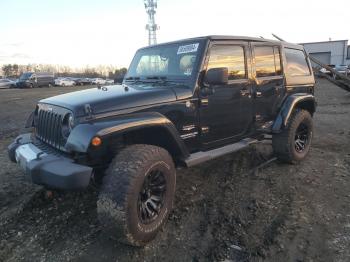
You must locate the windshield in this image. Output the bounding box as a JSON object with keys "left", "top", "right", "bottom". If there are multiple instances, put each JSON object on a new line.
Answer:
{"left": 125, "top": 40, "right": 205, "bottom": 82}
{"left": 19, "top": 73, "right": 33, "bottom": 81}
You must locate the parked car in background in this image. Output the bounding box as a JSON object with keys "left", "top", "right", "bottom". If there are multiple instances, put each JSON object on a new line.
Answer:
{"left": 114, "top": 77, "right": 124, "bottom": 84}
{"left": 54, "top": 78, "right": 76, "bottom": 86}
{"left": 91, "top": 78, "right": 106, "bottom": 85}
{"left": 74, "top": 78, "right": 92, "bottom": 85}
{"left": 334, "top": 64, "right": 349, "bottom": 75}
{"left": 319, "top": 64, "right": 335, "bottom": 75}
{"left": 105, "top": 79, "right": 114, "bottom": 85}
{"left": 0, "top": 79, "right": 16, "bottom": 89}
{"left": 17, "top": 72, "right": 54, "bottom": 88}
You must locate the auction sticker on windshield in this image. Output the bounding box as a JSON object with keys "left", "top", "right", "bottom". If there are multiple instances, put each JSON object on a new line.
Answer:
{"left": 177, "top": 43, "right": 199, "bottom": 55}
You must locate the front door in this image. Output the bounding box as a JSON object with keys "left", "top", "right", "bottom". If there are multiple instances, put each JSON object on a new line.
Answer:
{"left": 199, "top": 42, "right": 254, "bottom": 148}
{"left": 251, "top": 43, "right": 285, "bottom": 127}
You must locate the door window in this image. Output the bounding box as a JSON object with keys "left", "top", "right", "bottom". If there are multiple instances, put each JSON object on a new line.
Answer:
{"left": 254, "top": 46, "right": 282, "bottom": 77}
{"left": 207, "top": 45, "right": 246, "bottom": 80}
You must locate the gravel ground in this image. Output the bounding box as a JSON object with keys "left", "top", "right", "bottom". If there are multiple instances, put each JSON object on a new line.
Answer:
{"left": 0, "top": 79, "right": 349, "bottom": 261}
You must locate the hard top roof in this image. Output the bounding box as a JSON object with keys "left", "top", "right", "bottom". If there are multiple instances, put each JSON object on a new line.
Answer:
{"left": 139, "top": 35, "right": 304, "bottom": 50}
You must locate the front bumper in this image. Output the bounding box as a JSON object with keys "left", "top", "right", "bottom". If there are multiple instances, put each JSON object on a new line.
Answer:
{"left": 8, "top": 134, "right": 92, "bottom": 190}
{"left": 16, "top": 81, "right": 31, "bottom": 88}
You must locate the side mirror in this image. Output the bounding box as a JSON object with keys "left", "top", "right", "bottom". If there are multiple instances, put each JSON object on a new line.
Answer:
{"left": 205, "top": 67, "right": 228, "bottom": 85}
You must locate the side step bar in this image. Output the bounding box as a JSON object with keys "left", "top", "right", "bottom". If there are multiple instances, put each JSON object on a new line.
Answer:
{"left": 185, "top": 138, "right": 258, "bottom": 167}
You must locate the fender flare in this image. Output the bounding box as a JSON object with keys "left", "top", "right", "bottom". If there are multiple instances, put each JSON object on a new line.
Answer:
{"left": 272, "top": 94, "right": 316, "bottom": 133}
{"left": 65, "top": 112, "right": 189, "bottom": 158}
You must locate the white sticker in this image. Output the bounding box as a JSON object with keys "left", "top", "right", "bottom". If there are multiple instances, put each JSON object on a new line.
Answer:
{"left": 177, "top": 43, "right": 199, "bottom": 55}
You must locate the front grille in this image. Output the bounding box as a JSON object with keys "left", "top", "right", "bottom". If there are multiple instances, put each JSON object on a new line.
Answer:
{"left": 33, "top": 137, "right": 69, "bottom": 157}
{"left": 35, "top": 105, "right": 68, "bottom": 150}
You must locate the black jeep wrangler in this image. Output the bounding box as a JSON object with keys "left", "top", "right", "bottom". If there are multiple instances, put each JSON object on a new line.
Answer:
{"left": 8, "top": 36, "right": 316, "bottom": 246}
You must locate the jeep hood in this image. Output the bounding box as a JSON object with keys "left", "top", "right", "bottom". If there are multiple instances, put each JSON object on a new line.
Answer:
{"left": 40, "top": 84, "right": 182, "bottom": 117}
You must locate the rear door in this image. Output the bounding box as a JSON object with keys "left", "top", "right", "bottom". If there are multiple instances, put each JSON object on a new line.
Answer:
{"left": 251, "top": 43, "right": 285, "bottom": 127}
{"left": 199, "top": 41, "right": 254, "bottom": 147}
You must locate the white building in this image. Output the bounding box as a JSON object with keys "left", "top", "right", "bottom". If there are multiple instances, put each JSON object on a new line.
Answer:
{"left": 301, "top": 40, "right": 350, "bottom": 67}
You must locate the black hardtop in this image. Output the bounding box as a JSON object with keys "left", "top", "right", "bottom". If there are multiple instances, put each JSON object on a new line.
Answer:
{"left": 138, "top": 35, "right": 305, "bottom": 51}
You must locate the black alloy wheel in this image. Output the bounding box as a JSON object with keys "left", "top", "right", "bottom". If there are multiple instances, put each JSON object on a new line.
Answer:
{"left": 97, "top": 144, "right": 176, "bottom": 246}
{"left": 272, "top": 109, "right": 313, "bottom": 163}
{"left": 294, "top": 123, "right": 309, "bottom": 153}
{"left": 138, "top": 169, "right": 166, "bottom": 224}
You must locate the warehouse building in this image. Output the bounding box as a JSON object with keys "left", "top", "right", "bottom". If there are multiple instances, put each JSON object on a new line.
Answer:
{"left": 301, "top": 40, "right": 350, "bottom": 67}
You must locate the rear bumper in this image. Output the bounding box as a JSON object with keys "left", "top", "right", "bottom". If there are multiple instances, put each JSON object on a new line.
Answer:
{"left": 8, "top": 134, "right": 92, "bottom": 190}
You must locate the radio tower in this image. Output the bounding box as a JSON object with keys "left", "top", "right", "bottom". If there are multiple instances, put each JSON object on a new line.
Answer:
{"left": 144, "top": 0, "right": 159, "bottom": 45}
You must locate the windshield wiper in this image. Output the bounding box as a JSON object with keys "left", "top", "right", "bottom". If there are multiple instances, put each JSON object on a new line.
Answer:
{"left": 125, "top": 76, "right": 186, "bottom": 86}
{"left": 146, "top": 76, "right": 167, "bottom": 83}
{"left": 124, "top": 76, "right": 141, "bottom": 83}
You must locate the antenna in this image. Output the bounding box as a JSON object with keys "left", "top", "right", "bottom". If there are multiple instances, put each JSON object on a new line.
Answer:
{"left": 271, "top": 33, "right": 286, "bottom": 42}
{"left": 144, "top": 0, "right": 159, "bottom": 45}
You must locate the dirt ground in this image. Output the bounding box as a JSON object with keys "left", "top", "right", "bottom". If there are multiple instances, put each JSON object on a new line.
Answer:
{"left": 0, "top": 79, "right": 349, "bottom": 262}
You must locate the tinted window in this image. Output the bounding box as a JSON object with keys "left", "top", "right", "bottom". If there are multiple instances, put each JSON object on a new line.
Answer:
{"left": 207, "top": 45, "right": 246, "bottom": 80}
{"left": 254, "top": 46, "right": 282, "bottom": 77}
{"left": 285, "top": 48, "right": 311, "bottom": 76}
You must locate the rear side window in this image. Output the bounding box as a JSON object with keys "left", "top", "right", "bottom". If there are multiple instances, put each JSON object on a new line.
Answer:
{"left": 207, "top": 45, "right": 246, "bottom": 80}
{"left": 284, "top": 48, "right": 311, "bottom": 76}
{"left": 254, "top": 46, "right": 282, "bottom": 77}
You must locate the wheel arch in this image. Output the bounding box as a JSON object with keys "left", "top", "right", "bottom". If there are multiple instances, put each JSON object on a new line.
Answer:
{"left": 120, "top": 126, "right": 188, "bottom": 164}
{"left": 272, "top": 94, "right": 316, "bottom": 132}
{"left": 65, "top": 112, "right": 189, "bottom": 162}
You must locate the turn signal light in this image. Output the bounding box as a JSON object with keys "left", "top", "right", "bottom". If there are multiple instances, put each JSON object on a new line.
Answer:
{"left": 91, "top": 136, "right": 102, "bottom": 147}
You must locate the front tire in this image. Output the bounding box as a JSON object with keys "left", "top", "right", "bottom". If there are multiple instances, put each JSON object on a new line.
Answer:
{"left": 272, "top": 109, "right": 313, "bottom": 163}
{"left": 97, "top": 144, "right": 176, "bottom": 246}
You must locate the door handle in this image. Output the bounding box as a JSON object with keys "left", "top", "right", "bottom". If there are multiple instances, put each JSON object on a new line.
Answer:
{"left": 256, "top": 91, "right": 262, "bottom": 97}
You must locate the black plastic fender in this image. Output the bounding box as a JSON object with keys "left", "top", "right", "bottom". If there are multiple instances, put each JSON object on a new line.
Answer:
{"left": 65, "top": 111, "right": 189, "bottom": 158}
{"left": 272, "top": 93, "right": 316, "bottom": 133}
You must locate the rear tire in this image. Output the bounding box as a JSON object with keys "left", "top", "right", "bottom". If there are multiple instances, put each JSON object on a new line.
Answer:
{"left": 272, "top": 109, "right": 313, "bottom": 163}
{"left": 97, "top": 144, "right": 176, "bottom": 246}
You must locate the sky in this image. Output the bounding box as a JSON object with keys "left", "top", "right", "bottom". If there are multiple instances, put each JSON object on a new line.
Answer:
{"left": 0, "top": 0, "right": 349, "bottom": 68}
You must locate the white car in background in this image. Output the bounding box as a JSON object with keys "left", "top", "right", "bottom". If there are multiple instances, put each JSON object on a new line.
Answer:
{"left": 334, "top": 65, "right": 349, "bottom": 75}
{"left": 54, "top": 78, "right": 76, "bottom": 86}
{"left": 105, "top": 79, "right": 114, "bottom": 85}
{"left": 0, "top": 79, "right": 16, "bottom": 89}
{"left": 91, "top": 78, "right": 106, "bottom": 85}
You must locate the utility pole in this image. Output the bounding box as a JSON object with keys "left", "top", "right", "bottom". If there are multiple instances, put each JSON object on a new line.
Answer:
{"left": 144, "top": 0, "right": 159, "bottom": 45}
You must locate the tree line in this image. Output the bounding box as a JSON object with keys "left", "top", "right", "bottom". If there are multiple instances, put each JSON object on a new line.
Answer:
{"left": 1, "top": 64, "right": 127, "bottom": 79}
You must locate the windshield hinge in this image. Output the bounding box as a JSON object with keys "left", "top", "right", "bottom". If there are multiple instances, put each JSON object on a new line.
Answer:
{"left": 84, "top": 104, "right": 93, "bottom": 119}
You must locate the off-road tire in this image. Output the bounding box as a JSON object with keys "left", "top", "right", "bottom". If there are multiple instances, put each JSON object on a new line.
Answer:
{"left": 97, "top": 144, "right": 176, "bottom": 246}
{"left": 272, "top": 109, "right": 313, "bottom": 163}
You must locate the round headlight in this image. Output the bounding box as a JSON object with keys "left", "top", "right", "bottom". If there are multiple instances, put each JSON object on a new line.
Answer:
{"left": 62, "top": 113, "right": 74, "bottom": 138}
